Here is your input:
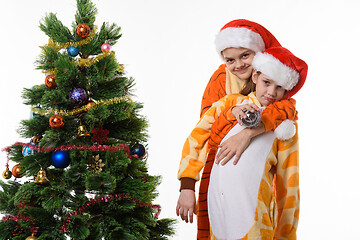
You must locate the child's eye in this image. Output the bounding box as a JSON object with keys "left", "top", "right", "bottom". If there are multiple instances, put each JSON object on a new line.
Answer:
{"left": 242, "top": 54, "right": 249, "bottom": 58}
{"left": 263, "top": 80, "right": 270, "bottom": 85}
{"left": 226, "top": 59, "right": 234, "bottom": 63}
{"left": 277, "top": 85, "right": 283, "bottom": 89}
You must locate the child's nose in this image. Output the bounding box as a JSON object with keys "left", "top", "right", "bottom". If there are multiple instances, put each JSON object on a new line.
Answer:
{"left": 268, "top": 86, "right": 277, "bottom": 96}
{"left": 235, "top": 60, "right": 245, "bottom": 69}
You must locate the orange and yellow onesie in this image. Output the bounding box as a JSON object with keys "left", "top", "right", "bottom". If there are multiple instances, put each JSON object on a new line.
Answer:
{"left": 178, "top": 93, "right": 299, "bottom": 239}
{"left": 194, "top": 65, "right": 297, "bottom": 239}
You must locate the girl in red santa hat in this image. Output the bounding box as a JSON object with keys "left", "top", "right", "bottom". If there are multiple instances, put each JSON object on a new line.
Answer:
{"left": 183, "top": 19, "right": 302, "bottom": 239}
{"left": 202, "top": 19, "right": 299, "bottom": 164}
{"left": 177, "top": 46, "right": 307, "bottom": 240}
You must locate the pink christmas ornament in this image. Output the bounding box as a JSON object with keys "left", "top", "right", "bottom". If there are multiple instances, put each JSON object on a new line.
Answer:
{"left": 101, "top": 43, "right": 111, "bottom": 53}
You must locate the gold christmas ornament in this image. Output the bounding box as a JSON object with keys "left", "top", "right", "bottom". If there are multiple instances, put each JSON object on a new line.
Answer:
{"left": 2, "top": 167, "right": 12, "bottom": 179}
{"left": 34, "top": 168, "right": 50, "bottom": 184}
{"left": 25, "top": 233, "right": 38, "bottom": 240}
{"left": 32, "top": 136, "right": 41, "bottom": 144}
{"left": 78, "top": 123, "right": 91, "bottom": 137}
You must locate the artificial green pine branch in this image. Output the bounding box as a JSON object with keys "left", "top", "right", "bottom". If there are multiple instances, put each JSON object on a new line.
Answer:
{"left": 148, "top": 218, "right": 177, "bottom": 240}
{"left": 36, "top": 46, "right": 60, "bottom": 71}
{"left": 18, "top": 118, "right": 49, "bottom": 138}
{"left": 52, "top": 53, "right": 80, "bottom": 88}
{"left": 0, "top": 180, "right": 19, "bottom": 213}
{"left": 79, "top": 22, "right": 122, "bottom": 56}
{"left": 88, "top": 54, "right": 119, "bottom": 84}
{"left": 97, "top": 22, "right": 122, "bottom": 46}
{"left": 74, "top": 0, "right": 98, "bottom": 28}
{"left": 22, "top": 85, "right": 48, "bottom": 105}
{"left": 39, "top": 13, "right": 73, "bottom": 42}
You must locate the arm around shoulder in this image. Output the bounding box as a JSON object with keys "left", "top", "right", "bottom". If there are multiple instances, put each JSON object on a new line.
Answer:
{"left": 261, "top": 98, "right": 298, "bottom": 133}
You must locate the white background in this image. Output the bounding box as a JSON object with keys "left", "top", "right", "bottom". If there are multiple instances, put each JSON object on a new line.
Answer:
{"left": 1, "top": 0, "right": 360, "bottom": 239}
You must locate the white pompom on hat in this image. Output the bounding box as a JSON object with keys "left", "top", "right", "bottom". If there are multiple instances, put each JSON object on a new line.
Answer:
{"left": 215, "top": 19, "right": 281, "bottom": 55}
{"left": 274, "top": 119, "right": 297, "bottom": 140}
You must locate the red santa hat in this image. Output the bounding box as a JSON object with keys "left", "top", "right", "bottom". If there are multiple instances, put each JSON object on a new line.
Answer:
{"left": 215, "top": 19, "right": 281, "bottom": 55}
{"left": 252, "top": 47, "right": 308, "bottom": 140}
{"left": 251, "top": 46, "right": 308, "bottom": 99}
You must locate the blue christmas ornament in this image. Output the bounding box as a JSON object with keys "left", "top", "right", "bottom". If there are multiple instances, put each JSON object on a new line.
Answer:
{"left": 67, "top": 46, "right": 80, "bottom": 57}
{"left": 51, "top": 151, "right": 71, "bottom": 168}
{"left": 130, "top": 143, "right": 146, "bottom": 159}
{"left": 22, "top": 141, "right": 38, "bottom": 157}
{"left": 30, "top": 106, "right": 41, "bottom": 119}
{"left": 30, "top": 110, "right": 39, "bottom": 119}
{"left": 69, "top": 88, "right": 88, "bottom": 105}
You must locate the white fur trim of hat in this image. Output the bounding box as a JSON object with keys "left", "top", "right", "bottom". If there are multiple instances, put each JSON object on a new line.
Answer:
{"left": 252, "top": 52, "right": 300, "bottom": 91}
{"left": 215, "top": 27, "right": 265, "bottom": 55}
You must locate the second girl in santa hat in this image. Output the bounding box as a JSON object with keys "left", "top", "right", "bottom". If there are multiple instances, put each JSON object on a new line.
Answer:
{"left": 178, "top": 46, "right": 307, "bottom": 239}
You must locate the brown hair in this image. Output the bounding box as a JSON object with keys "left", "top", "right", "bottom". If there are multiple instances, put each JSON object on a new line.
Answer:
{"left": 241, "top": 70, "right": 262, "bottom": 95}
{"left": 240, "top": 77, "right": 256, "bottom": 95}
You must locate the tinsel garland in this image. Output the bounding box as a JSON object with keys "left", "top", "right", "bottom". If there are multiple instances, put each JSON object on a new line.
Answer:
{"left": 17, "top": 199, "right": 33, "bottom": 212}
{"left": 41, "top": 51, "right": 115, "bottom": 70}
{"left": 2, "top": 214, "right": 36, "bottom": 226}
{"left": 40, "top": 25, "right": 118, "bottom": 68}
{"left": 2, "top": 216, "right": 39, "bottom": 235}
{"left": 42, "top": 63, "right": 124, "bottom": 75}
{"left": 3, "top": 143, "right": 131, "bottom": 157}
{"left": 76, "top": 51, "right": 115, "bottom": 67}
{"left": 2, "top": 198, "right": 39, "bottom": 235}
{"left": 4, "top": 149, "right": 10, "bottom": 168}
{"left": 60, "top": 193, "right": 161, "bottom": 232}
{"left": 30, "top": 96, "right": 132, "bottom": 117}
{"left": 43, "top": 26, "right": 98, "bottom": 51}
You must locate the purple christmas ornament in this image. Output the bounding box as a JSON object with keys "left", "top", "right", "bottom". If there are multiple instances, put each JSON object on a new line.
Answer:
{"left": 69, "top": 88, "right": 88, "bottom": 105}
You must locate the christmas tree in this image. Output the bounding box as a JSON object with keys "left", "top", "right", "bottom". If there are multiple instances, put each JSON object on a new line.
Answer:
{"left": 0, "top": 0, "right": 175, "bottom": 239}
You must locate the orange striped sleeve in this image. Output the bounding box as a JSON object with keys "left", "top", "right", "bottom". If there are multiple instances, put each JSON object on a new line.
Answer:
{"left": 200, "top": 64, "right": 227, "bottom": 118}
{"left": 178, "top": 94, "right": 245, "bottom": 181}
{"left": 261, "top": 98, "right": 298, "bottom": 132}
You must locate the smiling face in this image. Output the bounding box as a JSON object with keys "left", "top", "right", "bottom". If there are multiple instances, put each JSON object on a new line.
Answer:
{"left": 222, "top": 47, "right": 255, "bottom": 80}
{"left": 252, "top": 71, "right": 286, "bottom": 106}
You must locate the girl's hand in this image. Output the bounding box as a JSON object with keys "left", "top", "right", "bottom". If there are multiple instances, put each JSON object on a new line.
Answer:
{"left": 215, "top": 130, "right": 252, "bottom": 165}
{"left": 215, "top": 123, "right": 265, "bottom": 165}
{"left": 232, "top": 103, "right": 260, "bottom": 125}
{"left": 176, "top": 189, "right": 196, "bottom": 223}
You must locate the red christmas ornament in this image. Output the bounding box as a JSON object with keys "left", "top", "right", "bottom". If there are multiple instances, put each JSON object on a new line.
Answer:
{"left": 49, "top": 114, "right": 64, "bottom": 129}
{"left": 12, "top": 164, "right": 22, "bottom": 178}
{"left": 45, "top": 75, "right": 57, "bottom": 89}
{"left": 91, "top": 126, "right": 109, "bottom": 144}
{"left": 76, "top": 23, "right": 91, "bottom": 38}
